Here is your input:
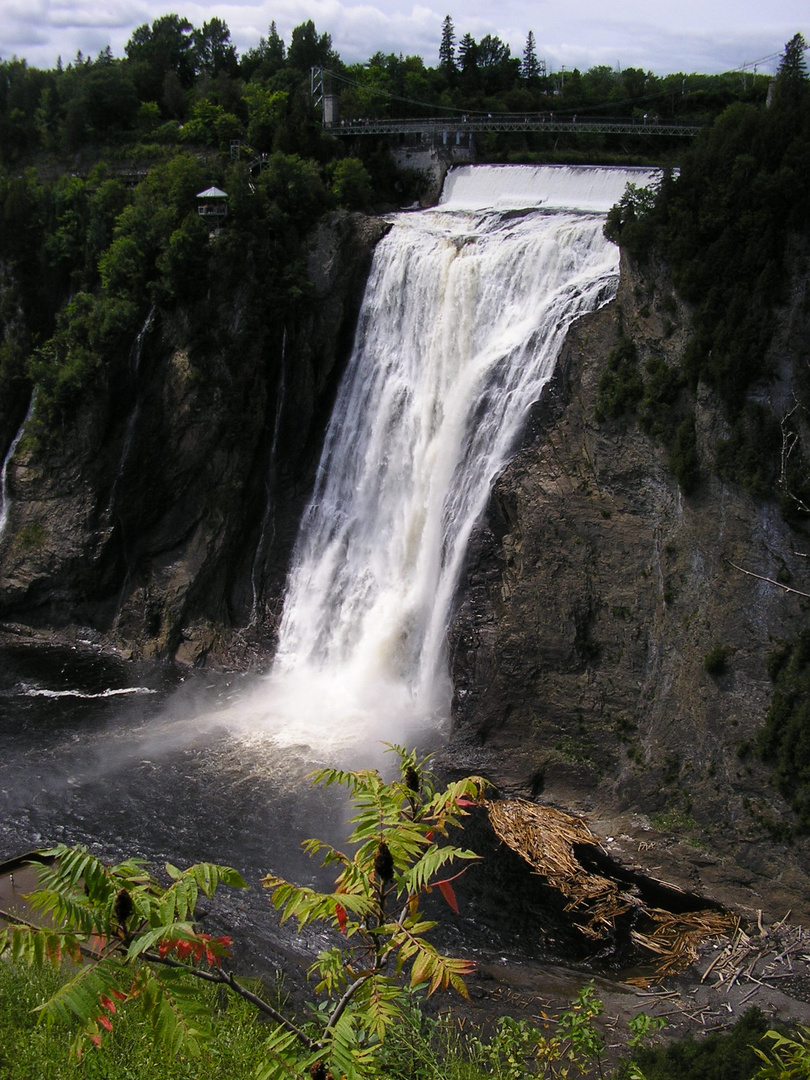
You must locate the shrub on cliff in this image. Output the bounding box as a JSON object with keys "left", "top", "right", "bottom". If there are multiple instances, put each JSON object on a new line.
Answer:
{"left": 331, "top": 157, "right": 375, "bottom": 211}
{"left": 758, "top": 630, "right": 810, "bottom": 830}
{"left": 594, "top": 335, "right": 643, "bottom": 421}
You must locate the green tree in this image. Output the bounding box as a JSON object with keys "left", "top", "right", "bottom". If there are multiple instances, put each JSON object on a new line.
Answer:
{"left": 758, "top": 631, "right": 810, "bottom": 830}
{"left": 59, "top": 57, "right": 139, "bottom": 151}
{"left": 775, "top": 32, "right": 809, "bottom": 103}
{"left": 475, "top": 35, "right": 519, "bottom": 95}
{"left": 266, "top": 21, "right": 286, "bottom": 67}
{"left": 155, "top": 212, "right": 210, "bottom": 302}
{"left": 521, "top": 31, "right": 541, "bottom": 82}
{"left": 287, "top": 20, "right": 336, "bottom": 72}
{"left": 178, "top": 98, "right": 242, "bottom": 149}
{"left": 439, "top": 15, "right": 456, "bottom": 73}
{"left": 193, "top": 17, "right": 238, "bottom": 79}
{"left": 754, "top": 1024, "right": 810, "bottom": 1077}
{"left": 244, "top": 84, "right": 289, "bottom": 152}
{"left": 241, "top": 21, "right": 286, "bottom": 81}
{"left": 125, "top": 15, "right": 197, "bottom": 104}
{"left": 257, "top": 151, "right": 329, "bottom": 226}
{"left": 458, "top": 33, "right": 477, "bottom": 72}
{"left": 331, "top": 157, "right": 374, "bottom": 210}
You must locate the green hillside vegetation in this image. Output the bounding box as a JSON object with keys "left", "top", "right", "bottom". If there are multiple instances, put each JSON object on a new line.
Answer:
{"left": 0, "top": 13, "right": 780, "bottom": 448}
{"left": 0, "top": 13, "right": 770, "bottom": 171}
{"left": 603, "top": 33, "right": 810, "bottom": 510}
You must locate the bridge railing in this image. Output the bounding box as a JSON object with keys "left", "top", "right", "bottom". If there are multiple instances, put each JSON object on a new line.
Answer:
{"left": 326, "top": 114, "right": 703, "bottom": 138}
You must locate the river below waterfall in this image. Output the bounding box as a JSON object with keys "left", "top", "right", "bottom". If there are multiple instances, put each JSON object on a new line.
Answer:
{"left": 1, "top": 165, "right": 662, "bottom": 995}
{"left": 0, "top": 641, "right": 599, "bottom": 991}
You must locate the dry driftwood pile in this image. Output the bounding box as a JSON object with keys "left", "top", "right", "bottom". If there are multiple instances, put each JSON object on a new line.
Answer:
{"left": 624, "top": 914, "right": 810, "bottom": 1025}
{"left": 628, "top": 909, "right": 738, "bottom": 978}
{"left": 696, "top": 912, "right": 810, "bottom": 1001}
{"left": 486, "top": 799, "right": 736, "bottom": 976}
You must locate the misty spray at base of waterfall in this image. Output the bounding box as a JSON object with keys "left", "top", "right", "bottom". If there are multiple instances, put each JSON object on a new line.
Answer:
{"left": 242, "top": 165, "right": 658, "bottom": 751}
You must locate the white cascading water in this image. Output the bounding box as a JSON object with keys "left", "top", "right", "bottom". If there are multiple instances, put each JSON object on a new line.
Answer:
{"left": 0, "top": 392, "right": 35, "bottom": 543}
{"left": 251, "top": 327, "right": 288, "bottom": 625}
{"left": 245, "top": 165, "right": 658, "bottom": 750}
{"left": 107, "top": 304, "right": 155, "bottom": 524}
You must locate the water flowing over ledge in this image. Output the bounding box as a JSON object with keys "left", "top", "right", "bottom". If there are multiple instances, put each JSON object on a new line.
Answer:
{"left": 249, "top": 165, "right": 652, "bottom": 751}
{"left": 0, "top": 393, "right": 35, "bottom": 543}
{"left": 439, "top": 164, "right": 661, "bottom": 213}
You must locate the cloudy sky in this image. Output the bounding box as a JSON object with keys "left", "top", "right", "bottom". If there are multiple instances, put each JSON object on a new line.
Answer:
{"left": 2, "top": 0, "right": 806, "bottom": 77}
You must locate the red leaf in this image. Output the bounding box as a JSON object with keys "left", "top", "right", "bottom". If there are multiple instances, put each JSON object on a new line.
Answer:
{"left": 97, "top": 1014, "right": 113, "bottom": 1032}
{"left": 454, "top": 797, "right": 476, "bottom": 807}
{"left": 100, "top": 995, "right": 117, "bottom": 1014}
{"left": 175, "top": 940, "right": 193, "bottom": 959}
{"left": 111, "top": 989, "right": 127, "bottom": 1001}
{"left": 335, "top": 903, "right": 347, "bottom": 934}
{"left": 437, "top": 879, "right": 459, "bottom": 913}
{"left": 90, "top": 1034, "right": 102, "bottom": 1047}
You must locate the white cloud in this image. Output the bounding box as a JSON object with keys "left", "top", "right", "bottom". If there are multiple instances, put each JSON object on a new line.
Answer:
{"left": 0, "top": 0, "right": 804, "bottom": 75}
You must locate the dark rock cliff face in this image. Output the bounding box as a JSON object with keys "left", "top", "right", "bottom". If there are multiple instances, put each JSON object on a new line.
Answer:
{"left": 447, "top": 250, "right": 810, "bottom": 922}
{"left": 0, "top": 211, "right": 389, "bottom": 665}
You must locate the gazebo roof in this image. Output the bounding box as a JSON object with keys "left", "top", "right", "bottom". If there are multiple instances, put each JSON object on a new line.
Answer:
{"left": 196, "top": 186, "right": 228, "bottom": 199}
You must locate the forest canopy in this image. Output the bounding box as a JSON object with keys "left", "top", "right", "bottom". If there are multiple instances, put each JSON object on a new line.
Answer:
{"left": 0, "top": 18, "right": 804, "bottom": 455}
{"left": 0, "top": 12, "right": 775, "bottom": 169}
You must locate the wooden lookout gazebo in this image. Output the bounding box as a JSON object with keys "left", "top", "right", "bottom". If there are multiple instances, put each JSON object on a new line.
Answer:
{"left": 196, "top": 186, "right": 229, "bottom": 221}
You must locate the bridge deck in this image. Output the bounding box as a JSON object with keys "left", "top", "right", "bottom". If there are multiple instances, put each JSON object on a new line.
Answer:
{"left": 327, "top": 115, "right": 702, "bottom": 137}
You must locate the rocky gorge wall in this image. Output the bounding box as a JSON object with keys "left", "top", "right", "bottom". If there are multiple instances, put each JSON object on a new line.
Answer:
{"left": 0, "top": 211, "right": 388, "bottom": 665}
{"left": 446, "top": 247, "right": 810, "bottom": 921}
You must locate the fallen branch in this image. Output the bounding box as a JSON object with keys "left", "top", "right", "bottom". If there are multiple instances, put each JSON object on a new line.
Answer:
{"left": 726, "top": 560, "right": 810, "bottom": 599}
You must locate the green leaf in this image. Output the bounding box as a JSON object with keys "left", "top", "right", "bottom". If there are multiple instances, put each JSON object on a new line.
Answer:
{"left": 253, "top": 1024, "right": 308, "bottom": 1079}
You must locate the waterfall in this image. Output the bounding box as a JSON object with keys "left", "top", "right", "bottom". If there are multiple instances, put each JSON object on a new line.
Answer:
{"left": 254, "top": 165, "right": 657, "bottom": 748}
{"left": 250, "top": 328, "right": 287, "bottom": 626}
{"left": 107, "top": 305, "right": 155, "bottom": 523}
{"left": 0, "top": 393, "right": 35, "bottom": 542}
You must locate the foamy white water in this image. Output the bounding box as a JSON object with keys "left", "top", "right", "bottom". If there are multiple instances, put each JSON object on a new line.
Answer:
{"left": 0, "top": 393, "right": 34, "bottom": 542}
{"left": 440, "top": 163, "right": 660, "bottom": 213}
{"left": 240, "top": 165, "right": 653, "bottom": 750}
{"left": 17, "top": 686, "right": 158, "bottom": 699}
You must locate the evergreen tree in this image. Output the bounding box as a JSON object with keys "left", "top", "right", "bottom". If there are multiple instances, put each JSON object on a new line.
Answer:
{"left": 477, "top": 34, "right": 510, "bottom": 69}
{"left": 193, "top": 18, "right": 238, "bottom": 78}
{"left": 522, "top": 30, "right": 541, "bottom": 82}
{"left": 240, "top": 21, "right": 285, "bottom": 81}
{"left": 439, "top": 15, "right": 456, "bottom": 72}
{"left": 458, "top": 32, "right": 477, "bottom": 73}
{"left": 776, "top": 32, "right": 809, "bottom": 102}
{"left": 287, "top": 20, "right": 335, "bottom": 72}
{"left": 125, "top": 14, "right": 196, "bottom": 100}
{"left": 267, "top": 21, "right": 285, "bottom": 66}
